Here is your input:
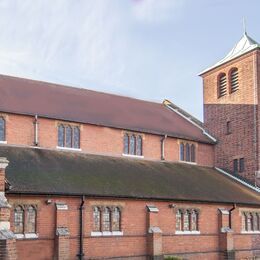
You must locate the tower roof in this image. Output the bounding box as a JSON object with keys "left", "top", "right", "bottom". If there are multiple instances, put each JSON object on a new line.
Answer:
{"left": 199, "top": 33, "right": 260, "bottom": 75}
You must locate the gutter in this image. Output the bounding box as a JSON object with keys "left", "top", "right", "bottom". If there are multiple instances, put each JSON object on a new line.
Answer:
{"left": 229, "top": 203, "right": 236, "bottom": 229}
{"left": 77, "top": 195, "right": 85, "bottom": 260}
{"left": 163, "top": 101, "right": 217, "bottom": 143}
{"left": 215, "top": 167, "right": 260, "bottom": 193}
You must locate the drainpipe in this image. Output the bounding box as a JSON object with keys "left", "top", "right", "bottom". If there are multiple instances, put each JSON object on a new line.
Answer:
{"left": 229, "top": 203, "right": 236, "bottom": 229}
{"left": 77, "top": 195, "right": 85, "bottom": 260}
{"left": 160, "top": 135, "right": 167, "bottom": 160}
{"left": 34, "top": 115, "right": 39, "bottom": 146}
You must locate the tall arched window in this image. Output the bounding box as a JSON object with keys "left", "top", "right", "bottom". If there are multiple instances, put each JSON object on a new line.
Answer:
{"left": 136, "top": 135, "right": 142, "bottom": 156}
{"left": 14, "top": 206, "right": 24, "bottom": 234}
{"left": 230, "top": 68, "right": 239, "bottom": 93}
{"left": 102, "top": 207, "right": 111, "bottom": 232}
{"left": 58, "top": 125, "right": 65, "bottom": 147}
{"left": 180, "top": 143, "right": 184, "bottom": 161}
{"left": 26, "top": 206, "right": 36, "bottom": 233}
{"left": 65, "top": 126, "right": 72, "bottom": 148}
{"left": 112, "top": 207, "right": 121, "bottom": 231}
{"left": 191, "top": 144, "right": 196, "bottom": 162}
{"left": 176, "top": 209, "right": 183, "bottom": 231}
{"left": 93, "top": 207, "right": 101, "bottom": 232}
{"left": 185, "top": 144, "right": 190, "bottom": 162}
{"left": 0, "top": 117, "right": 5, "bottom": 141}
{"left": 218, "top": 73, "right": 227, "bottom": 98}
{"left": 124, "top": 134, "right": 129, "bottom": 154}
{"left": 242, "top": 212, "right": 247, "bottom": 231}
{"left": 247, "top": 213, "right": 254, "bottom": 231}
{"left": 73, "top": 126, "right": 80, "bottom": 149}
{"left": 183, "top": 210, "right": 190, "bottom": 231}
{"left": 191, "top": 210, "right": 199, "bottom": 231}
{"left": 129, "top": 135, "right": 136, "bottom": 155}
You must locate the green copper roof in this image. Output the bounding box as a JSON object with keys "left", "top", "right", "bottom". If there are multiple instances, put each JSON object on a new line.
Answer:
{"left": 200, "top": 33, "right": 260, "bottom": 75}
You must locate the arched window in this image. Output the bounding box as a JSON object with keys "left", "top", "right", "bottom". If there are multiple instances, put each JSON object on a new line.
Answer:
{"left": 112, "top": 207, "right": 121, "bottom": 231}
{"left": 26, "top": 206, "right": 36, "bottom": 233}
{"left": 136, "top": 135, "right": 142, "bottom": 156}
{"left": 58, "top": 125, "right": 65, "bottom": 147}
{"left": 180, "top": 143, "right": 184, "bottom": 161}
{"left": 185, "top": 144, "right": 190, "bottom": 162}
{"left": 73, "top": 126, "right": 80, "bottom": 149}
{"left": 218, "top": 73, "right": 227, "bottom": 97}
{"left": 257, "top": 214, "right": 260, "bottom": 231}
{"left": 14, "top": 206, "right": 24, "bottom": 234}
{"left": 230, "top": 68, "right": 239, "bottom": 93}
{"left": 102, "top": 207, "right": 111, "bottom": 232}
{"left": 129, "top": 135, "right": 136, "bottom": 155}
{"left": 93, "top": 207, "right": 101, "bottom": 232}
{"left": 176, "top": 209, "right": 183, "bottom": 231}
{"left": 0, "top": 117, "right": 5, "bottom": 141}
{"left": 247, "top": 213, "right": 254, "bottom": 231}
{"left": 65, "top": 125, "right": 72, "bottom": 148}
{"left": 191, "top": 210, "right": 199, "bottom": 231}
{"left": 191, "top": 144, "right": 196, "bottom": 162}
{"left": 123, "top": 134, "right": 129, "bottom": 154}
{"left": 242, "top": 212, "right": 247, "bottom": 231}
{"left": 183, "top": 210, "right": 190, "bottom": 231}
{"left": 253, "top": 213, "right": 259, "bottom": 231}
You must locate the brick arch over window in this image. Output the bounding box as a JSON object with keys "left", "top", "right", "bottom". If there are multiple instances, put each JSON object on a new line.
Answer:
{"left": 0, "top": 116, "right": 5, "bottom": 141}
{"left": 229, "top": 67, "right": 239, "bottom": 93}
{"left": 218, "top": 73, "right": 227, "bottom": 98}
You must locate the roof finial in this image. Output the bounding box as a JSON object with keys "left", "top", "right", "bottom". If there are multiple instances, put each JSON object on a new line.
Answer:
{"left": 243, "top": 17, "right": 247, "bottom": 35}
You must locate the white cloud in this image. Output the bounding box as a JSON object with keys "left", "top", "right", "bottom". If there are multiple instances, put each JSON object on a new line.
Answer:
{"left": 131, "top": 0, "right": 184, "bottom": 23}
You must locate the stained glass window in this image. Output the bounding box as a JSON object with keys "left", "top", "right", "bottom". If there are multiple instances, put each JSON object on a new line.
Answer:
{"left": 242, "top": 213, "right": 246, "bottom": 231}
{"left": 65, "top": 126, "right": 72, "bottom": 148}
{"left": 180, "top": 143, "right": 184, "bottom": 161}
{"left": 176, "top": 210, "right": 182, "bottom": 231}
{"left": 93, "top": 207, "right": 101, "bottom": 232}
{"left": 14, "top": 206, "right": 24, "bottom": 234}
{"left": 73, "top": 126, "right": 80, "bottom": 149}
{"left": 136, "top": 135, "right": 142, "bottom": 156}
{"left": 191, "top": 144, "right": 196, "bottom": 162}
{"left": 247, "top": 213, "right": 253, "bottom": 231}
{"left": 185, "top": 144, "right": 190, "bottom": 162}
{"left": 102, "top": 207, "right": 111, "bottom": 232}
{"left": 27, "top": 206, "right": 36, "bottom": 233}
{"left": 112, "top": 207, "right": 121, "bottom": 231}
{"left": 58, "top": 125, "right": 65, "bottom": 147}
{"left": 191, "top": 210, "right": 198, "bottom": 231}
{"left": 0, "top": 117, "right": 5, "bottom": 141}
{"left": 183, "top": 210, "right": 190, "bottom": 231}
{"left": 124, "top": 134, "right": 129, "bottom": 154}
{"left": 129, "top": 135, "right": 135, "bottom": 155}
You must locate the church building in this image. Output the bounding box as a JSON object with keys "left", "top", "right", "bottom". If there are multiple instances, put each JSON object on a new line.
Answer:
{"left": 0, "top": 33, "right": 259, "bottom": 260}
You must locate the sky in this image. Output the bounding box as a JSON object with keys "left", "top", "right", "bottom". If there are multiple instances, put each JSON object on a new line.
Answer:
{"left": 0, "top": 0, "right": 260, "bottom": 120}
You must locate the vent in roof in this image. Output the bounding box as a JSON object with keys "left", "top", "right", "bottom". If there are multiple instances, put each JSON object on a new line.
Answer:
{"left": 218, "top": 74, "right": 227, "bottom": 97}
{"left": 230, "top": 68, "right": 239, "bottom": 93}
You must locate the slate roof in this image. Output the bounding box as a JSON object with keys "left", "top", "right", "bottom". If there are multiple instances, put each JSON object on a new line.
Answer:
{"left": 1, "top": 145, "right": 259, "bottom": 205}
{"left": 200, "top": 33, "right": 260, "bottom": 75}
{"left": 0, "top": 74, "right": 213, "bottom": 144}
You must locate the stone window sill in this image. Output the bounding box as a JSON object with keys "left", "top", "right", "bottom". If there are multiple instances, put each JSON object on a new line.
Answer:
{"left": 56, "top": 146, "right": 82, "bottom": 152}
{"left": 175, "top": 231, "right": 200, "bottom": 235}
{"left": 0, "top": 141, "right": 7, "bottom": 144}
{"left": 122, "top": 153, "right": 144, "bottom": 159}
{"left": 91, "top": 231, "right": 123, "bottom": 237}
{"left": 15, "top": 233, "right": 38, "bottom": 239}
{"left": 179, "top": 160, "right": 197, "bottom": 165}
{"left": 241, "top": 231, "right": 260, "bottom": 234}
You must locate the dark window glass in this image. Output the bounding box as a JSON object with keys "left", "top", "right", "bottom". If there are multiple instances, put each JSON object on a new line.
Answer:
{"left": 136, "top": 135, "right": 142, "bottom": 156}
{"left": 239, "top": 158, "right": 245, "bottom": 172}
{"left": 58, "top": 125, "right": 65, "bottom": 147}
{"left": 14, "top": 206, "right": 24, "bottom": 234}
{"left": 112, "top": 207, "right": 121, "bottom": 231}
{"left": 226, "top": 121, "right": 231, "bottom": 135}
{"left": 27, "top": 206, "right": 36, "bottom": 233}
{"left": 65, "top": 126, "right": 72, "bottom": 148}
{"left": 233, "top": 159, "right": 238, "bottom": 173}
{"left": 180, "top": 143, "right": 184, "bottom": 161}
{"left": 93, "top": 207, "right": 101, "bottom": 232}
{"left": 73, "top": 126, "right": 80, "bottom": 149}
{"left": 124, "top": 134, "right": 129, "bottom": 154}
{"left": 102, "top": 207, "right": 111, "bottom": 232}
{"left": 191, "top": 144, "right": 196, "bottom": 162}
{"left": 0, "top": 117, "right": 5, "bottom": 141}
{"left": 176, "top": 210, "right": 182, "bottom": 231}
{"left": 129, "top": 135, "right": 135, "bottom": 155}
{"left": 185, "top": 144, "right": 190, "bottom": 162}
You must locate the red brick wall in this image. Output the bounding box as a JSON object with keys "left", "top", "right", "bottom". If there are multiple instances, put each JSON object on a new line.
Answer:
{"left": 7, "top": 195, "right": 260, "bottom": 259}
{"left": 202, "top": 50, "right": 260, "bottom": 183}
{"left": 0, "top": 113, "right": 214, "bottom": 167}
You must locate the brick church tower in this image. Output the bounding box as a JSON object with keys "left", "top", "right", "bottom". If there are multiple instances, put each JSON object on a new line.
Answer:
{"left": 200, "top": 32, "right": 260, "bottom": 186}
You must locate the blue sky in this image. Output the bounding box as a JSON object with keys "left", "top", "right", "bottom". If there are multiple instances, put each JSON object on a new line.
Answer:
{"left": 0, "top": 0, "right": 259, "bottom": 120}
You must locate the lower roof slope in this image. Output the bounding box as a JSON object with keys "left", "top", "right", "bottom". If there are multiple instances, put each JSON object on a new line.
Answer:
{"left": 1, "top": 145, "right": 259, "bottom": 205}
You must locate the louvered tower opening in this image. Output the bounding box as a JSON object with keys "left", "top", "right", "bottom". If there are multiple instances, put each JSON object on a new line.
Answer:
{"left": 218, "top": 74, "right": 227, "bottom": 97}
{"left": 230, "top": 68, "right": 239, "bottom": 93}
